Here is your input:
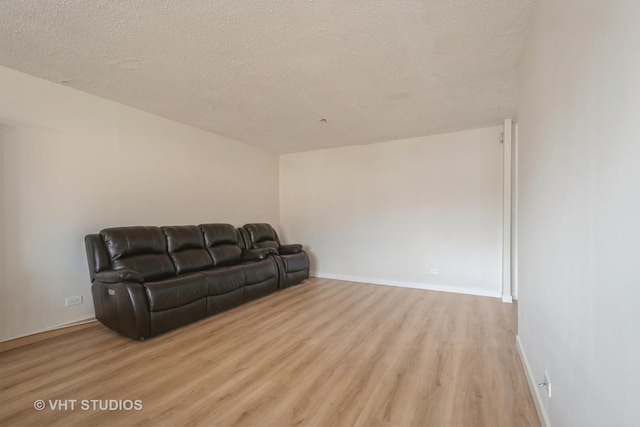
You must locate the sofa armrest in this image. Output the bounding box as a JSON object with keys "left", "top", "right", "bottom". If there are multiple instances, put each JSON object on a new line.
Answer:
{"left": 94, "top": 269, "right": 145, "bottom": 284}
{"left": 91, "top": 280, "right": 150, "bottom": 340}
{"left": 242, "top": 248, "right": 271, "bottom": 262}
{"left": 280, "top": 244, "right": 303, "bottom": 255}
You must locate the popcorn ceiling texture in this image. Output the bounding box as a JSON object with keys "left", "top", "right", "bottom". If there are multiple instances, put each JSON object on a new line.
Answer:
{"left": 0, "top": 0, "right": 532, "bottom": 153}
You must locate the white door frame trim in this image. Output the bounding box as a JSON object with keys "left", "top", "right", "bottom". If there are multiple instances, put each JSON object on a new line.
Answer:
{"left": 502, "top": 118, "right": 513, "bottom": 303}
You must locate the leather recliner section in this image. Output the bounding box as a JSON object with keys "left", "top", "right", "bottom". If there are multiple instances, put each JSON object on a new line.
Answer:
{"left": 241, "top": 223, "right": 310, "bottom": 289}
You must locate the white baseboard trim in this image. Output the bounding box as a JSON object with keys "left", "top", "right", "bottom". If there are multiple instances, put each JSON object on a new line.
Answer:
{"left": 311, "top": 271, "right": 501, "bottom": 299}
{"left": 0, "top": 316, "right": 96, "bottom": 344}
{"left": 502, "top": 295, "right": 513, "bottom": 303}
{"left": 0, "top": 317, "right": 98, "bottom": 353}
{"left": 516, "top": 335, "right": 551, "bottom": 427}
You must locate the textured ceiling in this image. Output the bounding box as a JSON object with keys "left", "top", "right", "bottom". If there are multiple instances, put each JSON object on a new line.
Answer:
{"left": 0, "top": 0, "right": 532, "bottom": 153}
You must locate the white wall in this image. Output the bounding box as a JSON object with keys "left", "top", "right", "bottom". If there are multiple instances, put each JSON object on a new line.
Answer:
{"left": 0, "top": 66, "right": 279, "bottom": 341}
{"left": 517, "top": 1, "right": 640, "bottom": 426}
{"left": 280, "top": 126, "right": 504, "bottom": 297}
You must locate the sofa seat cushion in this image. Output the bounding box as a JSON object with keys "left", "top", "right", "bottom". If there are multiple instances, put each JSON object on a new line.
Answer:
{"left": 201, "top": 265, "right": 244, "bottom": 296}
{"left": 281, "top": 252, "right": 308, "bottom": 273}
{"left": 144, "top": 273, "right": 207, "bottom": 312}
{"left": 242, "top": 258, "right": 277, "bottom": 285}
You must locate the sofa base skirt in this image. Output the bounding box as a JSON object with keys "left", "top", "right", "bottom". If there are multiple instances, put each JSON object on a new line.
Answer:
{"left": 281, "top": 268, "right": 310, "bottom": 289}
{"left": 244, "top": 277, "right": 278, "bottom": 302}
{"left": 149, "top": 299, "right": 207, "bottom": 337}
{"left": 92, "top": 269, "right": 289, "bottom": 340}
{"left": 207, "top": 288, "right": 244, "bottom": 315}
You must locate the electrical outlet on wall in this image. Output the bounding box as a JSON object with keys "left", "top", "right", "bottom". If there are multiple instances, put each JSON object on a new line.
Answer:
{"left": 66, "top": 295, "right": 83, "bottom": 307}
{"left": 538, "top": 371, "right": 551, "bottom": 398}
{"left": 430, "top": 268, "right": 440, "bottom": 275}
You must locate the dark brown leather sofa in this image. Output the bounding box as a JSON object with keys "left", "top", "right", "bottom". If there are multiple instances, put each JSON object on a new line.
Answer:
{"left": 85, "top": 223, "right": 309, "bottom": 340}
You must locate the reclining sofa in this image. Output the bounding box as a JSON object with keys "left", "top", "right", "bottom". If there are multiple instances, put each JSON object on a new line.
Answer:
{"left": 85, "top": 223, "right": 309, "bottom": 340}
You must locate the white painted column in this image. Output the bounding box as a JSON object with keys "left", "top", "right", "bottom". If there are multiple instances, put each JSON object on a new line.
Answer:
{"left": 512, "top": 123, "right": 519, "bottom": 300}
{"left": 502, "top": 119, "right": 513, "bottom": 303}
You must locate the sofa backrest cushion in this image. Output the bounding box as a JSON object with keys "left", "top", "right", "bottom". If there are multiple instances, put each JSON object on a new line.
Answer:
{"left": 100, "top": 226, "right": 175, "bottom": 281}
{"left": 243, "top": 223, "right": 280, "bottom": 251}
{"left": 162, "top": 225, "right": 214, "bottom": 275}
{"left": 199, "top": 224, "right": 243, "bottom": 267}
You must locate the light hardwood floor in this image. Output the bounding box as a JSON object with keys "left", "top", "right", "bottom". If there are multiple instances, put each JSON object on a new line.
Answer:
{"left": 0, "top": 278, "right": 539, "bottom": 426}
